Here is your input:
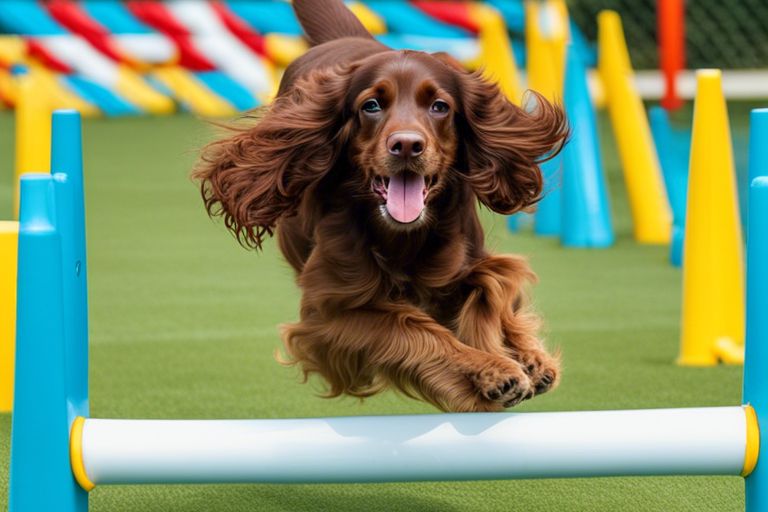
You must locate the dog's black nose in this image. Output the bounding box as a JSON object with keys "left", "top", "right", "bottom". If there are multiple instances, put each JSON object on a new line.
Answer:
{"left": 387, "top": 131, "right": 426, "bottom": 158}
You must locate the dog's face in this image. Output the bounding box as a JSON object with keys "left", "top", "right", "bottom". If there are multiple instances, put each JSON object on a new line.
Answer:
{"left": 193, "top": 49, "right": 567, "bottom": 249}
{"left": 345, "top": 52, "right": 461, "bottom": 227}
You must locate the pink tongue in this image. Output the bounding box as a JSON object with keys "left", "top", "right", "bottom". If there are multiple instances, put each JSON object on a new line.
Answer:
{"left": 386, "top": 172, "right": 425, "bottom": 223}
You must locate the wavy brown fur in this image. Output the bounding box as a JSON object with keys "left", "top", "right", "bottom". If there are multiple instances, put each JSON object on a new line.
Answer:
{"left": 193, "top": 0, "right": 569, "bottom": 412}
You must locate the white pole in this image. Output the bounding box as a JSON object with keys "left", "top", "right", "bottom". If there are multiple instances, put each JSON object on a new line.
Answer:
{"left": 74, "top": 407, "right": 753, "bottom": 486}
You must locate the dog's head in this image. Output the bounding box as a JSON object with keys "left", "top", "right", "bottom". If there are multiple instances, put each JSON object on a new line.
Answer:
{"left": 194, "top": 50, "right": 568, "bottom": 247}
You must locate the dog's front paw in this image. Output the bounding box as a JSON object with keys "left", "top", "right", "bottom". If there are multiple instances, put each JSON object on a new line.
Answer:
{"left": 520, "top": 350, "right": 560, "bottom": 396}
{"left": 470, "top": 358, "right": 533, "bottom": 408}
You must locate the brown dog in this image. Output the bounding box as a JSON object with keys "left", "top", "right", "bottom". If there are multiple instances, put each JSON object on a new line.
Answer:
{"left": 194, "top": 0, "right": 569, "bottom": 412}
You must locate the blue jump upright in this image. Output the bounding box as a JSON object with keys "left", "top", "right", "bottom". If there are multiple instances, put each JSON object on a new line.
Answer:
{"left": 747, "top": 109, "right": 768, "bottom": 236}
{"left": 51, "top": 110, "right": 90, "bottom": 419}
{"left": 744, "top": 176, "right": 768, "bottom": 511}
{"left": 560, "top": 44, "right": 613, "bottom": 248}
{"left": 9, "top": 111, "right": 89, "bottom": 512}
{"left": 649, "top": 106, "right": 691, "bottom": 266}
{"left": 749, "top": 110, "right": 768, "bottom": 186}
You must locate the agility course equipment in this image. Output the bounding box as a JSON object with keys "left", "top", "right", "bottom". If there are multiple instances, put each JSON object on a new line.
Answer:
{"left": 6, "top": 110, "right": 768, "bottom": 511}
{"left": 70, "top": 408, "right": 756, "bottom": 487}
{"left": 657, "top": 0, "right": 685, "bottom": 111}
{"left": 474, "top": 2, "right": 522, "bottom": 105}
{"left": 506, "top": 5, "right": 614, "bottom": 248}
{"left": 598, "top": 10, "right": 671, "bottom": 244}
{"left": 526, "top": 0, "right": 567, "bottom": 237}
{"left": 678, "top": 70, "right": 744, "bottom": 366}
{"left": 649, "top": 105, "right": 691, "bottom": 266}
{"left": 747, "top": 109, "right": 768, "bottom": 250}
{"left": 749, "top": 109, "right": 768, "bottom": 205}
{"left": 0, "top": 0, "right": 531, "bottom": 119}
{"left": 0, "top": 220, "right": 17, "bottom": 412}
{"left": 560, "top": 44, "right": 613, "bottom": 248}
{"left": 745, "top": 175, "right": 768, "bottom": 510}
{"left": 13, "top": 70, "right": 52, "bottom": 217}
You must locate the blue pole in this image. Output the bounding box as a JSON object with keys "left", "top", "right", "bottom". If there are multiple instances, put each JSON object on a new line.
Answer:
{"left": 749, "top": 110, "right": 768, "bottom": 186}
{"left": 560, "top": 44, "right": 613, "bottom": 248}
{"left": 8, "top": 175, "right": 88, "bottom": 512}
{"left": 649, "top": 106, "right": 690, "bottom": 266}
{"left": 744, "top": 177, "right": 768, "bottom": 512}
{"left": 51, "top": 110, "right": 89, "bottom": 420}
{"left": 747, "top": 109, "right": 768, "bottom": 239}
{"left": 533, "top": 156, "right": 562, "bottom": 237}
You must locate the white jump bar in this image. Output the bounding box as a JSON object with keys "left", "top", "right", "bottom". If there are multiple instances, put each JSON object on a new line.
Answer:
{"left": 72, "top": 407, "right": 756, "bottom": 488}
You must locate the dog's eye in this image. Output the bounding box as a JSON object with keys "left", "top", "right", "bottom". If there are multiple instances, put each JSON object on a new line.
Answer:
{"left": 430, "top": 100, "right": 450, "bottom": 115}
{"left": 362, "top": 99, "right": 382, "bottom": 113}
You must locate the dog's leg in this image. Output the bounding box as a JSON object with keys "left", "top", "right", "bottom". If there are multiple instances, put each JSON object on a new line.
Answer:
{"left": 281, "top": 305, "right": 533, "bottom": 412}
{"left": 454, "top": 254, "right": 560, "bottom": 398}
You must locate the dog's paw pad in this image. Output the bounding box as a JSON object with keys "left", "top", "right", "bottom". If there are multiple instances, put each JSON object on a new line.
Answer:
{"left": 520, "top": 352, "right": 559, "bottom": 396}
{"left": 535, "top": 368, "right": 557, "bottom": 394}
{"left": 471, "top": 360, "right": 531, "bottom": 407}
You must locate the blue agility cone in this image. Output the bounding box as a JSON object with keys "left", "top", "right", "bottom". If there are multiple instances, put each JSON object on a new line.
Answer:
{"left": 649, "top": 106, "right": 690, "bottom": 266}
{"left": 534, "top": 156, "right": 562, "bottom": 237}
{"left": 560, "top": 44, "right": 613, "bottom": 248}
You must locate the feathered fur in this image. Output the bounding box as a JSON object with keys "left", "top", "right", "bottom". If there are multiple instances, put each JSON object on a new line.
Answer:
{"left": 193, "top": 0, "right": 569, "bottom": 412}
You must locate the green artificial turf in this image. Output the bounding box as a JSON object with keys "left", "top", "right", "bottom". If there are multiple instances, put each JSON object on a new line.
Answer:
{"left": 0, "top": 103, "right": 755, "bottom": 511}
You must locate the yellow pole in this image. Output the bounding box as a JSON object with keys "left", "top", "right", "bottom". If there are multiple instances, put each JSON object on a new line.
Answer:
{"left": 471, "top": 4, "right": 523, "bottom": 104}
{"left": 678, "top": 69, "right": 745, "bottom": 366}
{"left": 598, "top": 10, "right": 671, "bottom": 244}
{"left": 13, "top": 69, "right": 52, "bottom": 218}
{"left": 526, "top": 0, "right": 569, "bottom": 99}
{"left": 0, "top": 221, "right": 18, "bottom": 412}
{"left": 541, "top": 0, "right": 569, "bottom": 94}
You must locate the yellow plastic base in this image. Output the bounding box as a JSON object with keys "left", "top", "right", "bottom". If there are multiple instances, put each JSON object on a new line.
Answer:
{"left": 714, "top": 338, "right": 745, "bottom": 365}
{"left": 675, "top": 355, "right": 718, "bottom": 367}
{"left": 743, "top": 405, "right": 760, "bottom": 477}
{"left": 70, "top": 417, "right": 95, "bottom": 492}
{"left": 676, "top": 339, "right": 745, "bottom": 367}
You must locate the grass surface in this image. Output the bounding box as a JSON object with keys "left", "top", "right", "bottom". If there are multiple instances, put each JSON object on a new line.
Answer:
{"left": 0, "top": 104, "right": 753, "bottom": 511}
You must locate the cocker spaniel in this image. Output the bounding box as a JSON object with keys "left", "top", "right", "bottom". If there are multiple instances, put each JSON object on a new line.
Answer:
{"left": 194, "top": 0, "right": 569, "bottom": 412}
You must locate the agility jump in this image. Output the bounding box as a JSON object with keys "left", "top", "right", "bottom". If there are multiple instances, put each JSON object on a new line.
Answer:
{"left": 7, "top": 110, "right": 768, "bottom": 511}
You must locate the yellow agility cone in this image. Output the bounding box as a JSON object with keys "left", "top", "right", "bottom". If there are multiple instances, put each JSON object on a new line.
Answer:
{"left": 13, "top": 69, "right": 52, "bottom": 218}
{"left": 678, "top": 69, "right": 745, "bottom": 366}
{"left": 525, "top": 0, "right": 568, "bottom": 235}
{"left": 525, "top": 0, "right": 568, "bottom": 101}
{"left": 598, "top": 11, "right": 671, "bottom": 244}
{"left": 470, "top": 3, "right": 523, "bottom": 104}
{"left": 0, "top": 221, "right": 18, "bottom": 412}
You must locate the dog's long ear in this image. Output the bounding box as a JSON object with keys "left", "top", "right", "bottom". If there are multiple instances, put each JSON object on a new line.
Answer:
{"left": 458, "top": 72, "right": 569, "bottom": 214}
{"left": 193, "top": 66, "right": 354, "bottom": 249}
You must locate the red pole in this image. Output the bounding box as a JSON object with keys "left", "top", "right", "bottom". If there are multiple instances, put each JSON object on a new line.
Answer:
{"left": 658, "top": 0, "right": 685, "bottom": 110}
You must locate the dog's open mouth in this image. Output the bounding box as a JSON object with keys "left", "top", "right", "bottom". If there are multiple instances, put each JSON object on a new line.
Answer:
{"left": 372, "top": 172, "right": 436, "bottom": 223}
